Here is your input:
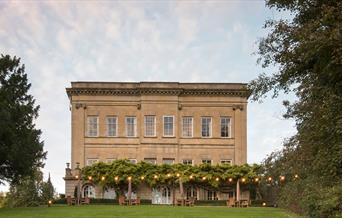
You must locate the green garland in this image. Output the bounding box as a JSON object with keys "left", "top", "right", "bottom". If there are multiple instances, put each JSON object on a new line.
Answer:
{"left": 81, "top": 160, "right": 260, "bottom": 194}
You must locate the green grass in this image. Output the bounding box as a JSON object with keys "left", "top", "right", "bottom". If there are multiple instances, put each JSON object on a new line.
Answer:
{"left": 0, "top": 205, "right": 299, "bottom": 218}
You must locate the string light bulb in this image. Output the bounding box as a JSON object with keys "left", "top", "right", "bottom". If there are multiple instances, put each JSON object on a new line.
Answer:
{"left": 176, "top": 173, "right": 180, "bottom": 177}
{"left": 189, "top": 175, "right": 193, "bottom": 179}
{"left": 255, "top": 178, "right": 259, "bottom": 182}
{"left": 140, "top": 176, "right": 145, "bottom": 180}
{"left": 154, "top": 175, "right": 158, "bottom": 179}
{"left": 228, "top": 178, "right": 233, "bottom": 182}
{"left": 268, "top": 177, "right": 272, "bottom": 182}
{"left": 280, "top": 176, "right": 285, "bottom": 181}
{"left": 167, "top": 173, "right": 171, "bottom": 177}
{"left": 88, "top": 176, "right": 92, "bottom": 180}
{"left": 127, "top": 176, "right": 132, "bottom": 181}
{"left": 114, "top": 176, "right": 119, "bottom": 181}
{"left": 202, "top": 176, "right": 206, "bottom": 180}
{"left": 101, "top": 176, "right": 105, "bottom": 181}
{"left": 262, "top": 202, "right": 266, "bottom": 207}
{"left": 75, "top": 175, "right": 79, "bottom": 179}
{"left": 241, "top": 178, "right": 246, "bottom": 183}
{"left": 215, "top": 177, "right": 219, "bottom": 181}
{"left": 294, "top": 174, "right": 299, "bottom": 179}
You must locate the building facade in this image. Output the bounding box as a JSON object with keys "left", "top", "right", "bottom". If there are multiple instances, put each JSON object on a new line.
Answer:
{"left": 64, "top": 82, "right": 249, "bottom": 202}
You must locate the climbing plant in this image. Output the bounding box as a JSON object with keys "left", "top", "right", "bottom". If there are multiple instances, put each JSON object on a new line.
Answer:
{"left": 81, "top": 160, "right": 261, "bottom": 192}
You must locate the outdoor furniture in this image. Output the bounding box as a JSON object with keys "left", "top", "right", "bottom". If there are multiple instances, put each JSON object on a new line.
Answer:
{"left": 175, "top": 199, "right": 184, "bottom": 206}
{"left": 184, "top": 199, "right": 194, "bottom": 207}
{"left": 131, "top": 197, "right": 141, "bottom": 205}
{"left": 227, "top": 198, "right": 235, "bottom": 207}
{"left": 66, "top": 196, "right": 76, "bottom": 206}
{"left": 118, "top": 196, "right": 128, "bottom": 206}
{"left": 81, "top": 197, "right": 90, "bottom": 205}
{"left": 240, "top": 199, "right": 249, "bottom": 207}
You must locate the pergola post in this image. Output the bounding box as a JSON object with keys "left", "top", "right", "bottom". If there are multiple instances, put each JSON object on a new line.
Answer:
{"left": 236, "top": 179, "right": 240, "bottom": 202}
{"left": 128, "top": 179, "right": 132, "bottom": 205}
{"left": 179, "top": 178, "right": 184, "bottom": 198}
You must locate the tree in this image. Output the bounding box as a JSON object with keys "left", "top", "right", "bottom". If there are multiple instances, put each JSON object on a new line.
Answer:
{"left": 40, "top": 173, "right": 55, "bottom": 204}
{"left": 5, "top": 170, "right": 42, "bottom": 207}
{"left": 0, "top": 54, "right": 46, "bottom": 184}
{"left": 250, "top": 1, "right": 342, "bottom": 217}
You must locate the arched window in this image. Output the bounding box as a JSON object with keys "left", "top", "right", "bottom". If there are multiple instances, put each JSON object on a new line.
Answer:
{"left": 83, "top": 185, "right": 95, "bottom": 198}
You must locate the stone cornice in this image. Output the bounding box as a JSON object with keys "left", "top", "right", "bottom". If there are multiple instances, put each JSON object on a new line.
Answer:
{"left": 66, "top": 82, "right": 250, "bottom": 98}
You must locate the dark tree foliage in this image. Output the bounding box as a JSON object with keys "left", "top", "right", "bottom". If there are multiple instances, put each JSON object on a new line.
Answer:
{"left": 0, "top": 54, "right": 46, "bottom": 184}
{"left": 250, "top": 1, "right": 342, "bottom": 217}
{"left": 40, "top": 173, "right": 55, "bottom": 203}
{"left": 4, "top": 170, "right": 43, "bottom": 207}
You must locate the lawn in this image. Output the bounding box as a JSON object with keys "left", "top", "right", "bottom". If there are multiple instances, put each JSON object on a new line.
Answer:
{"left": 0, "top": 205, "right": 299, "bottom": 218}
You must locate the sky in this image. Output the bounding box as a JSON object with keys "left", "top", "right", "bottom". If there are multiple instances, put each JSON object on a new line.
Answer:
{"left": 0, "top": 1, "right": 296, "bottom": 194}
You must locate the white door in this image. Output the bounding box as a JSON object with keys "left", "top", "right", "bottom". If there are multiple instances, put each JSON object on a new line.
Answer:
{"left": 152, "top": 187, "right": 171, "bottom": 204}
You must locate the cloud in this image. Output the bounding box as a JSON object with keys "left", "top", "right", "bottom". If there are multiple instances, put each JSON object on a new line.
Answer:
{"left": 0, "top": 1, "right": 295, "bottom": 193}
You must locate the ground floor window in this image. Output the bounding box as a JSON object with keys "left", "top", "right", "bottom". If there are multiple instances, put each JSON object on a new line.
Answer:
{"left": 220, "top": 159, "right": 232, "bottom": 165}
{"left": 182, "top": 159, "right": 193, "bottom": 165}
{"left": 207, "top": 190, "right": 217, "bottom": 200}
{"left": 83, "top": 185, "right": 95, "bottom": 198}
{"left": 144, "top": 158, "right": 157, "bottom": 164}
{"left": 202, "top": 159, "right": 212, "bottom": 165}
{"left": 162, "top": 158, "right": 175, "bottom": 165}
{"left": 186, "top": 186, "right": 197, "bottom": 200}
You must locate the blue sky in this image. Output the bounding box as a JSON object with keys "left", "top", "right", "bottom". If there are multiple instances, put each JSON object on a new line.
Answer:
{"left": 0, "top": 1, "right": 295, "bottom": 193}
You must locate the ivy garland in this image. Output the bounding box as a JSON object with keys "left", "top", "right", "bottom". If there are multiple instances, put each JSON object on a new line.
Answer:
{"left": 81, "top": 160, "right": 261, "bottom": 195}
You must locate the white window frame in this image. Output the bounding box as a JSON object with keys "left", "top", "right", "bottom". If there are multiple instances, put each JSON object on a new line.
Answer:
{"left": 201, "top": 117, "right": 212, "bottom": 138}
{"left": 83, "top": 185, "right": 96, "bottom": 198}
{"left": 162, "top": 158, "right": 175, "bottom": 165}
{"left": 144, "top": 158, "right": 157, "bottom": 164}
{"left": 106, "top": 116, "right": 118, "bottom": 137}
{"left": 202, "top": 159, "right": 212, "bottom": 165}
{"left": 163, "top": 115, "right": 174, "bottom": 137}
{"left": 87, "top": 116, "right": 99, "bottom": 137}
{"left": 128, "top": 159, "right": 137, "bottom": 164}
{"left": 220, "top": 117, "right": 231, "bottom": 138}
{"left": 207, "top": 190, "right": 217, "bottom": 200}
{"left": 106, "top": 158, "right": 116, "bottom": 164}
{"left": 86, "top": 159, "right": 99, "bottom": 166}
{"left": 182, "top": 159, "right": 193, "bottom": 165}
{"left": 220, "top": 159, "right": 232, "bottom": 165}
{"left": 182, "top": 116, "right": 193, "bottom": 138}
{"left": 125, "top": 116, "right": 137, "bottom": 137}
{"left": 144, "top": 115, "right": 156, "bottom": 137}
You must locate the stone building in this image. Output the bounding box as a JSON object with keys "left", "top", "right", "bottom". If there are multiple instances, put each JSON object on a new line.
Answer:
{"left": 64, "top": 82, "right": 249, "bottom": 203}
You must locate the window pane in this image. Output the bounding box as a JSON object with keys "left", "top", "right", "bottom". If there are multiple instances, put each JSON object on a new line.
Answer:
{"left": 106, "top": 159, "right": 116, "bottom": 163}
{"left": 86, "top": 159, "right": 99, "bottom": 166}
{"left": 128, "top": 159, "right": 137, "bottom": 164}
{"left": 182, "top": 159, "right": 193, "bottom": 165}
{"left": 163, "top": 116, "right": 174, "bottom": 136}
{"left": 144, "top": 116, "right": 156, "bottom": 136}
{"left": 87, "top": 116, "right": 98, "bottom": 137}
{"left": 220, "top": 159, "right": 232, "bottom": 165}
{"left": 107, "top": 116, "right": 117, "bottom": 136}
{"left": 182, "top": 117, "right": 193, "bottom": 137}
{"left": 162, "top": 158, "right": 175, "bottom": 165}
{"left": 126, "top": 117, "right": 136, "bottom": 137}
{"left": 201, "top": 117, "right": 211, "bottom": 137}
{"left": 220, "top": 117, "right": 230, "bottom": 137}
{"left": 202, "top": 159, "right": 212, "bottom": 165}
{"left": 144, "top": 158, "right": 157, "bottom": 164}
